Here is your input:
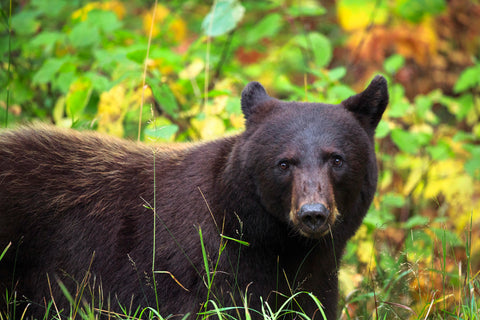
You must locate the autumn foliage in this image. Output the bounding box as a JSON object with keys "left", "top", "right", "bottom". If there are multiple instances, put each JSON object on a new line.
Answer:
{"left": 1, "top": 0, "right": 480, "bottom": 318}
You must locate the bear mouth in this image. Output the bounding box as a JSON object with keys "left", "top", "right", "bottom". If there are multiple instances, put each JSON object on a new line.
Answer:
{"left": 297, "top": 223, "right": 332, "bottom": 239}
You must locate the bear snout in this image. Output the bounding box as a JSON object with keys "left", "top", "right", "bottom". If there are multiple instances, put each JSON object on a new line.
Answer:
{"left": 298, "top": 203, "right": 330, "bottom": 233}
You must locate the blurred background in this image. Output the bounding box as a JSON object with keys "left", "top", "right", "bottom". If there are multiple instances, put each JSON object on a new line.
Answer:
{"left": 1, "top": 0, "right": 479, "bottom": 318}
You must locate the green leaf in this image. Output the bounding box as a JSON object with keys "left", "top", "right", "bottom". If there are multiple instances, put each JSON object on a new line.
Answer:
{"left": 464, "top": 145, "right": 480, "bottom": 180}
{"left": 146, "top": 79, "right": 179, "bottom": 118}
{"left": 388, "top": 84, "right": 411, "bottom": 117}
{"left": 383, "top": 192, "right": 406, "bottom": 208}
{"left": 144, "top": 117, "right": 179, "bottom": 142}
{"left": 426, "top": 139, "right": 454, "bottom": 160}
{"left": 384, "top": 54, "right": 405, "bottom": 75}
{"left": 405, "top": 230, "right": 433, "bottom": 260}
{"left": 85, "top": 72, "right": 112, "bottom": 92}
{"left": 53, "top": 96, "right": 66, "bottom": 125}
{"left": 456, "top": 94, "right": 474, "bottom": 120}
{"left": 296, "top": 32, "right": 332, "bottom": 68}
{"left": 32, "top": 0, "right": 68, "bottom": 17}
{"left": 389, "top": 101, "right": 410, "bottom": 118}
{"left": 328, "top": 85, "right": 355, "bottom": 101}
{"left": 391, "top": 128, "right": 420, "bottom": 154}
{"left": 32, "top": 58, "right": 67, "bottom": 85}
{"left": 30, "top": 31, "right": 65, "bottom": 50}
{"left": 126, "top": 49, "right": 147, "bottom": 64}
{"left": 88, "top": 10, "right": 122, "bottom": 34}
{"left": 404, "top": 215, "right": 430, "bottom": 229}
{"left": 364, "top": 207, "right": 395, "bottom": 228}
{"left": 328, "top": 67, "right": 347, "bottom": 81}
{"left": 69, "top": 21, "right": 100, "bottom": 48}
{"left": 395, "top": 0, "right": 446, "bottom": 23}
{"left": 287, "top": 2, "right": 326, "bottom": 17}
{"left": 414, "top": 94, "right": 433, "bottom": 115}
{"left": 55, "top": 71, "right": 76, "bottom": 94}
{"left": 453, "top": 65, "right": 480, "bottom": 93}
{"left": 11, "top": 9, "right": 39, "bottom": 35}
{"left": 66, "top": 77, "right": 93, "bottom": 120}
{"left": 202, "top": 0, "right": 245, "bottom": 37}
{"left": 375, "top": 120, "right": 390, "bottom": 139}
{"left": 431, "top": 228, "right": 463, "bottom": 247}
{"left": 247, "top": 13, "right": 283, "bottom": 44}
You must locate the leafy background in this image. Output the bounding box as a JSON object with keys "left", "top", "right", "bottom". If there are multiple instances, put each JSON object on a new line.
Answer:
{"left": 1, "top": 0, "right": 480, "bottom": 318}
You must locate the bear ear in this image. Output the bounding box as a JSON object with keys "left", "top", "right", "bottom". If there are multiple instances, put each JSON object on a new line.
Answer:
{"left": 341, "top": 75, "right": 389, "bottom": 133}
{"left": 241, "top": 81, "right": 273, "bottom": 119}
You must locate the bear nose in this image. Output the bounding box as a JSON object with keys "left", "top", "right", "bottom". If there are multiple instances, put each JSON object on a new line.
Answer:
{"left": 298, "top": 203, "right": 329, "bottom": 231}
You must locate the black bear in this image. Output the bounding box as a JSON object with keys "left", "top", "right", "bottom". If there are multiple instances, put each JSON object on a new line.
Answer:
{"left": 0, "top": 76, "right": 388, "bottom": 320}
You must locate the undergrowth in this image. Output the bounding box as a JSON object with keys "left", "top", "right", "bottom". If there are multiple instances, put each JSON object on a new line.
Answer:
{"left": 1, "top": 0, "right": 479, "bottom": 319}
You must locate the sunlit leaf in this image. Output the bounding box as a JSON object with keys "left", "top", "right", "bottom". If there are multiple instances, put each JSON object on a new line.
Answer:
{"left": 337, "top": 0, "right": 388, "bottom": 31}
{"left": 66, "top": 77, "right": 93, "bottom": 120}
{"left": 142, "top": 4, "right": 170, "bottom": 37}
{"left": 426, "top": 139, "right": 454, "bottom": 161}
{"left": 391, "top": 129, "right": 420, "bottom": 154}
{"left": 147, "top": 79, "right": 179, "bottom": 118}
{"left": 405, "top": 230, "right": 433, "bottom": 262}
{"left": 375, "top": 120, "right": 390, "bottom": 139}
{"left": 404, "top": 215, "right": 430, "bottom": 229}
{"left": 202, "top": 0, "right": 245, "bottom": 37}
{"left": 328, "top": 67, "right": 347, "bottom": 81}
{"left": 395, "top": 0, "right": 446, "bottom": 23}
{"left": 144, "top": 117, "right": 179, "bottom": 142}
{"left": 287, "top": 1, "right": 326, "bottom": 17}
{"left": 191, "top": 115, "right": 226, "bottom": 140}
{"left": 454, "top": 65, "right": 480, "bottom": 93}
{"left": 179, "top": 59, "right": 205, "bottom": 80}
{"left": 464, "top": 145, "right": 480, "bottom": 180}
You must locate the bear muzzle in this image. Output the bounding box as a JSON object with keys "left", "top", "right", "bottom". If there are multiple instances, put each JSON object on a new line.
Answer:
{"left": 295, "top": 202, "right": 337, "bottom": 238}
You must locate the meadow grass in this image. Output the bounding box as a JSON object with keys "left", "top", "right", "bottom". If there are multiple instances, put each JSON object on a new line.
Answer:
{"left": 1, "top": 218, "right": 479, "bottom": 320}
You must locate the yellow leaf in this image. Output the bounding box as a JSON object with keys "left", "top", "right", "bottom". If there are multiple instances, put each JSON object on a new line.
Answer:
{"left": 71, "top": 1, "right": 125, "bottom": 21}
{"left": 179, "top": 59, "right": 205, "bottom": 80}
{"left": 357, "top": 240, "right": 376, "bottom": 269}
{"left": 205, "top": 96, "right": 228, "bottom": 116}
{"left": 338, "top": 265, "right": 363, "bottom": 296}
{"left": 72, "top": 2, "right": 100, "bottom": 21}
{"left": 143, "top": 4, "right": 170, "bottom": 37}
{"left": 421, "top": 159, "right": 480, "bottom": 230}
{"left": 101, "top": 1, "right": 126, "bottom": 20}
{"left": 402, "top": 156, "right": 429, "bottom": 196}
{"left": 170, "top": 18, "right": 187, "bottom": 43}
{"left": 97, "top": 84, "right": 126, "bottom": 137}
{"left": 230, "top": 113, "right": 245, "bottom": 129}
{"left": 191, "top": 116, "right": 226, "bottom": 140}
{"left": 337, "top": 0, "right": 388, "bottom": 31}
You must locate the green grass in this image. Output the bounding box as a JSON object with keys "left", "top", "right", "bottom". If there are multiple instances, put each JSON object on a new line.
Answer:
{"left": 2, "top": 222, "right": 479, "bottom": 320}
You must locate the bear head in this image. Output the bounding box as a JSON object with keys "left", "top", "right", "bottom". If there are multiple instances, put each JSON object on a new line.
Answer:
{"left": 236, "top": 76, "right": 388, "bottom": 239}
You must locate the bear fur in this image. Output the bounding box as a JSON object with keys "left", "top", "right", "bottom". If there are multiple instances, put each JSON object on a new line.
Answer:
{"left": 0, "top": 76, "right": 388, "bottom": 319}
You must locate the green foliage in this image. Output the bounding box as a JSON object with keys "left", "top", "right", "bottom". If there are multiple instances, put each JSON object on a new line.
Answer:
{"left": 1, "top": 0, "right": 480, "bottom": 319}
{"left": 202, "top": 0, "right": 245, "bottom": 37}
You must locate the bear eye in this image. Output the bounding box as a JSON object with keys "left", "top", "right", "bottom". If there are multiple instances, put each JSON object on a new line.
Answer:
{"left": 278, "top": 160, "right": 291, "bottom": 171}
{"left": 331, "top": 155, "right": 344, "bottom": 168}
